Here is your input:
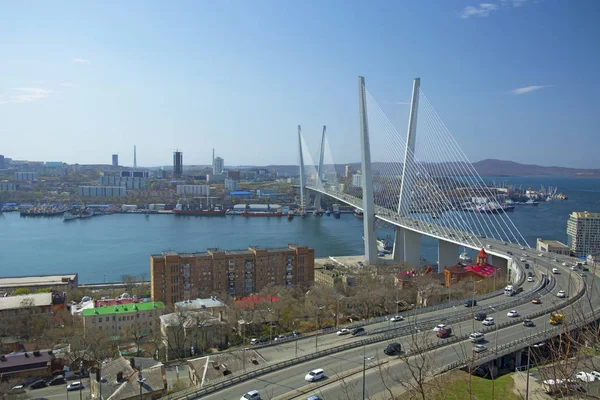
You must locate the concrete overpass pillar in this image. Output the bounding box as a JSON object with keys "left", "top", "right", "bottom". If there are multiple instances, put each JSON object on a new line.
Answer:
{"left": 438, "top": 240, "right": 459, "bottom": 273}
{"left": 492, "top": 256, "right": 511, "bottom": 282}
{"left": 392, "top": 228, "right": 405, "bottom": 262}
{"left": 314, "top": 193, "right": 322, "bottom": 210}
{"left": 404, "top": 230, "right": 422, "bottom": 268}
{"left": 515, "top": 349, "right": 523, "bottom": 369}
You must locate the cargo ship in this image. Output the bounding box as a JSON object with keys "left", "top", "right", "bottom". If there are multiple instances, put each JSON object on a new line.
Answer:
{"left": 354, "top": 209, "right": 364, "bottom": 219}
{"left": 242, "top": 211, "right": 283, "bottom": 217}
{"left": 173, "top": 209, "right": 227, "bottom": 216}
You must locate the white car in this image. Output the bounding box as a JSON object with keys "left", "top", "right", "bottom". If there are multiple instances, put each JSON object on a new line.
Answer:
{"left": 520, "top": 258, "right": 527, "bottom": 262}
{"left": 520, "top": 246, "right": 525, "bottom": 250}
{"left": 570, "top": 265, "right": 578, "bottom": 271}
{"left": 482, "top": 317, "right": 495, "bottom": 326}
{"left": 552, "top": 268, "right": 559, "bottom": 274}
{"left": 576, "top": 371, "right": 595, "bottom": 382}
{"left": 472, "top": 344, "right": 488, "bottom": 353}
{"left": 433, "top": 324, "right": 448, "bottom": 332}
{"left": 590, "top": 371, "right": 600, "bottom": 379}
{"left": 538, "top": 253, "right": 544, "bottom": 257}
{"left": 337, "top": 328, "right": 350, "bottom": 336}
{"left": 562, "top": 262, "right": 568, "bottom": 266}
{"left": 241, "top": 390, "right": 262, "bottom": 400}
{"left": 273, "top": 335, "right": 286, "bottom": 341}
{"left": 67, "top": 382, "right": 84, "bottom": 391}
{"left": 305, "top": 368, "right": 325, "bottom": 382}
{"left": 552, "top": 258, "right": 558, "bottom": 262}
{"left": 390, "top": 315, "right": 404, "bottom": 322}
{"left": 557, "top": 290, "right": 566, "bottom": 298}
{"left": 469, "top": 332, "right": 485, "bottom": 343}
{"left": 527, "top": 276, "right": 534, "bottom": 282}
{"left": 507, "top": 310, "right": 520, "bottom": 317}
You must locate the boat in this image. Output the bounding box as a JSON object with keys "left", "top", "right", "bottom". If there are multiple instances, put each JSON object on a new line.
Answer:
{"left": 354, "top": 209, "right": 364, "bottom": 219}
{"left": 174, "top": 209, "right": 227, "bottom": 216}
{"left": 63, "top": 212, "right": 79, "bottom": 221}
{"left": 459, "top": 251, "right": 472, "bottom": 263}
{"left": 518, "top": 199, "right": 539, "bottom": 206}
{"left": 333, "top": 211, "right": 341, "bottom": 219}
{"left": 79, "top": 211, "right": 93, "bottom": 219}
{"left": 325, "top": 210, "right": 331, "bottom": 216}
{"left": 242, "top": 211, "right": 283, "bottom": 217}
{"left": 313, "top": 209, "right": 324, "bottom": 216}
{"left": 287, "top": 211, "right": 294, "bottom": 220}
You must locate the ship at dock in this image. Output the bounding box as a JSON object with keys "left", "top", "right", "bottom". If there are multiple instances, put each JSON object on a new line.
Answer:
{"left": 242, "top": 211, "right": 283, "bottom": 217}
{"left": 173, "top": 203, "right": 227, "bottom": 216}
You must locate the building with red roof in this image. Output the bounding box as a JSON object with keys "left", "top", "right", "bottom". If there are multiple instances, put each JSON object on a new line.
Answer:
{"left": 444, "top": 248, "right": 499, "bottom": 287}
{"left": 234, "top": 295, "right": 279, "bottom": 310}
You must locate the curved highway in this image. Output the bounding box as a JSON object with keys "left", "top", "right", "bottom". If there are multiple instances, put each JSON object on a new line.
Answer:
{"left": 183, "top": 246, "right": 596, "bottom": 400}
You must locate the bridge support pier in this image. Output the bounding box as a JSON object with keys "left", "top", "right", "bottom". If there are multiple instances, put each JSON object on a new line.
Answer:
{"left": 515, "top": 349, "right": 523, "bottom": 369}
{"left": 493, "top": 256, "right": 511, "bottom": 282}
{"left": 438, "top": 240, "right": 459, "bottom": 273}
{"left": 314, "top": 193, "right": 322, "bottom": 210}
{"left": 392, "top": 228, "right": 422, "bottom": 267}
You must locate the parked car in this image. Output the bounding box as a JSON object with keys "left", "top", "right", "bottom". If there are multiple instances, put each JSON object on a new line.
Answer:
{"left": 273, "top": 335, "right": 286, "bottom": 341}
{"left": 241, "top": 390, "right": 262, "bottom": 400}
{"left": 474, "top": 312, "right": 487, "bottom": 321}
{"left": 390, "top": 315, "right": 404, "bottom": 322}
{"left": 305, "top": 369, "right": 325, "bottom": 382}
{"left": 575, "top": 371, "right": 595, "bottom": 383}
{"left": 66, "top": 381, "right": 84, "bottom": 391}
{"left": 383, "top": 342, "right": 402, "bottom": 356}
{"left": 472, "top": 344, "right": 488, "bottom": 353}
{"left": 49, "top": 376, "right": 65, "bottom": 386}
{"left": 523, "top": 319, "right": 534, "bottom": 327}
{"left": 482, "top": 317, "right": 495, "bottom": 326}
{"left": 351, "top": 327, "right": 366, "bottom": 336}
{"left": 337, "top": 328, "right": 350, "bottom": 336}
{"left": 29, "top": 380, "right": 48, "bottom": 389}
{"left": 250, "top": 338, "right": 260, "bottom": 345}
{"left": 590, "top": 371, "right": 600, "bottom": 379}
{"left": 464, "top": 299, "right": 477, "bottom": 307}
{"left": 437, "top": 328, "right": 452, "bottom": 338}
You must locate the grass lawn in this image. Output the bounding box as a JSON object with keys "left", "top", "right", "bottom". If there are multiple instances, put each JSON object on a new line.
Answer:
{"left": 401, "top": 371, "right": 522, "bottom": 400}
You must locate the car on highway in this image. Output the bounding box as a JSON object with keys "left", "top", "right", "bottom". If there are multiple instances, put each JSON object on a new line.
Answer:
{"left": 384, "top": 342, "right": 402, "bottom": 355}
{"left": 474, "top": 312, "right": 487, "bottom": 321}
{"left": 523, "top": 319, "right": 534, "bottom": 327}
{"left": 29, "top": 380, "right": 48, "bottom": 389}
{"left": 527, "top": 276, "right": 534, "bottom": 282}
{"left": 532, "top": 297, "right": 542, "bottom": 304}
{"left": 469, "top": 332, "right": 485, "bottom": 343}
{"left": 576, "top": 371, "right": 595, "bottom": 382}
{"left": 390, "top": 315, "right": 404, "bottom": 322}
{"left": 437, "top": 327, "right": 452, "bottom": 338}
{"left": 337, "top": 328, "right": 351, "bottom": 336}
{"left": 520, "top": 258, "right": 527, "bottom": 262}
{"left": 482, "top": 317, "right": 495, "bottom": 326}
{"left": 557, "top": 290, "right": 567, "bottom": 298}
{"left": 351, "top": 327, "right": 366, "bottom": 336}
{"left": 66, "top": 381, "right": 84, "bottom": 391}
{"left": 464, "top": 299, "right": 477, "bottom": 307}
{"left": 527, "top": 271, "right": 533, "bottom": 277}
{"left": 525, "top": 263, "right": 530, "bottom": 269}
{"left": 472, "top": 344, "right": 488, "bottom": 353}
{"left": 538, "top": 253, "right": 544, "bottom": 257}
{"left": 570, "top": 265, "right": 578, "bottom": 271}
{"left": 507, "top": 310, "right": 520, "bottom": 317}
{"left": 273, "top": 335, "right": 286, "bottom": 341}
{"left": 306, "top": 396, "right": 323, "bottom": 400}
{"left": 250, "top": 338, "right": 260, "bottom": 345}
{"left": 241, "top": 390, "right": 262, "bottom": 400}
{"left": 552, "top": 268, "right": 559, "bottom": 274}
{"left": 432, "top": 324, "right": 448, "bottom": 332}
{"left": 520, "top": 246, "right": 525, "bottom": 250}
{"left": 305, "top": 368, "right": 325, "bottom": 382}
{"left": 562, "top": 262, "right": 568, "bottom": 266}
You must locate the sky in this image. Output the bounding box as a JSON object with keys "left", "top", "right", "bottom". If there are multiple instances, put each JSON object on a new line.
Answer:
{"left": 0, "top": 0, "right": 599, "bottom": 168}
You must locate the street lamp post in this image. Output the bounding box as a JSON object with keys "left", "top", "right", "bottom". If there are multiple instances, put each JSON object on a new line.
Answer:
{"left": 362, "top": 346, "right": 375, "bottom": 400}
{"left": 525, "top": 345, "right": 531, "bottom": 400}
{"left": 137, "top": 369, "right": 145, "bottom": 400}
{"left": 315, "top": 306, "right": 324, "bottom": 352}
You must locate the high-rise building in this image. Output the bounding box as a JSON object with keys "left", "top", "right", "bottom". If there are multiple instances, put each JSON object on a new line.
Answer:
{"left": 173, "top": 150, "right": 183, "bottom": 178}
{"left": 567, "top": 211, "right": 600, "bottom": 257}
{"left": 112, "top": 154, "right": 118, "bottom": 167}
{"left": 344, "top": 164, "right": 353, "bottom": 178}
{"left": 0, "top": 155, "right": 5, "bottom": 169}
{"left": 150, "top": 244, "right": 315, "bottom": 304}
{"left": 213, "top": 157, "right": 224, "bottom": 175}
{"left": 133, "top": 145, "right": 137, "bottom": 168}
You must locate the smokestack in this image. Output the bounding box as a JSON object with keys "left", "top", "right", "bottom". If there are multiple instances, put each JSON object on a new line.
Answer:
{"left": 134, "top": 145, "right": 137, "bottom": 169}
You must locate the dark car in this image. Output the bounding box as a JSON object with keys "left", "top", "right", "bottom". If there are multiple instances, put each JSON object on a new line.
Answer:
{"left": 29, "top": 380, "right": 47, "bottom": 389}
{"left": 507, "top": 251, "right": 513, "bottom": 255}
{"left": 352, "top": 327, "right": 366, "bottom": 336}
{"left": 49, "top": 376, "right": 65, "bottom": 386}
{"left": 384, "top": 342, "right": 402, "bottom": 356}
{"left": 474, "top": 312, "right": 487, "bottom": 321}
{"left": 527, "top": 271, "right": 533, "bottom": 277}
{"left": 524, "top": 263, "right": 530, "bottom": 269}
{"left": 523, "top": 319, "right": 534, "bottom": 327}
{"left": 464, "top": 299, "right": 477, "bottom": 307}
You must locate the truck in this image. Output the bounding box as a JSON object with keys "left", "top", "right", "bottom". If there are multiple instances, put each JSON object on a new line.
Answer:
{"left": 549, "top": 313, "right": 564, "bottom": 325}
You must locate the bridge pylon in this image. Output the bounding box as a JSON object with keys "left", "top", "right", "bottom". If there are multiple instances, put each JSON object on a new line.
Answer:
{"left": 297, "top": 125, "right": 306, "bottom": 211}
{"left": 358, "top": 77, "right": 378, "bottom": 264}
{"left": 314, "top": 125, "right": 326, "bottom": 210}
{"left": 393, "top": 78, "right": 422, "bottom": 266}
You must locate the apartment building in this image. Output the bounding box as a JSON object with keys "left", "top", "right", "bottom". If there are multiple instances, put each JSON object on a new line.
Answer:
{"left": 536, "top": 238, "right": 570, "bottom": 256}
{"left": 567, "top": 211, "right": 600, "bottom": 257}
{"left": 150, "top": 245, "right": 314, "bottom": 304}
{"left": 81, "top": 301, "right": 165, "bottom": 338}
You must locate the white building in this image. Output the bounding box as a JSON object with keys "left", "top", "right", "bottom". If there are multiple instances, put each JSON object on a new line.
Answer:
{"left": 567, "top": 211, "right": 600, "bottom": 257}
{"left": 224, "top": 179, "right": 238, "bottom": 191}
{"left": 176, "top": 185, "right": 210, "bottom": 196}
{"left": 213, "top": 157, "right": 224, "bottom": 175}
{"left": 352, "top": 174, "right": 362, "bottom": 187}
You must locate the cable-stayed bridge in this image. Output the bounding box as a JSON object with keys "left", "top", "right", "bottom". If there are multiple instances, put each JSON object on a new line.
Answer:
{"left": 298, "top": 77, "right": 529, "bottom": 276}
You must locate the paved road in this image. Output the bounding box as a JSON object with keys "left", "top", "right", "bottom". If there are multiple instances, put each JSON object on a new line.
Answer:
{"left": 203, "top": 251, "right": 593, "bottom": 400}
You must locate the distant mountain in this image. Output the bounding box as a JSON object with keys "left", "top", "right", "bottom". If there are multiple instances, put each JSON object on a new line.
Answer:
{"left": 472, "top": 159, "right": 600, "bottom": 177}
{"left": 264, "top": 159, "right": 600, "bottom": 178}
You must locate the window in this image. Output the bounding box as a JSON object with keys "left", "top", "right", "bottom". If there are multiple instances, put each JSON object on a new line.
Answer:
{"left": 112, "top": 316, "right": 116, "bottom": 321}
{"left": 99, "top": 317, "right": 103, "bottom": 323}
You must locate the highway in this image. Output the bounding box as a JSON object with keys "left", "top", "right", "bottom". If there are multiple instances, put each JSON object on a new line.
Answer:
{"left": 200, "top": 248, "right": 595, "bottom": 400}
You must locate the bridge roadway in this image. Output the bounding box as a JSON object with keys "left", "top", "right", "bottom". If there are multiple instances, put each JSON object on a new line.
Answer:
{"left": 203, "top": 251, "right": 593, "bottom": 399}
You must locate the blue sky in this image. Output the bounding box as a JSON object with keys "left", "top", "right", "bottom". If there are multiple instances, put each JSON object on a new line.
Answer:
{"left": 0, "top": 0, "right": 598, "bottom": 168}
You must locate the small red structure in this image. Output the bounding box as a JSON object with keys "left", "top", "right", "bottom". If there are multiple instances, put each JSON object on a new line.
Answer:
{"left": 444, "top": 249, "right": 498, "bottom": 287}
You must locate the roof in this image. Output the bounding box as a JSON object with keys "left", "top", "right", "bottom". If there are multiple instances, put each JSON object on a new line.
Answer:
{"left": 477, "top": 249, "right": 488, "bottom": 258}
{"left": 0, "top": 293, "right": 53, "bottom": 311}
{"left": 95, "top": 298, "right": 140, "bottom": 307}
{"left": 537, "top": 239, "right": 570, "bottom": 249}
{"left": 570, "top": 211, "right": 600, "bottom": 219}
{"left": 235, "top": 295, "right": 279, "bottom": 310}
{"left": 0, "top": 350, "right": 53, "bottom": 376}
{"left": 0, "top": 274, "right": 77, "bottom": 289}
{"left": 94, "top": 357, "right": 166, "bottom": 400}
{"left": 82, "top": 302, "right": 164, "bottom": 317}
{"left": 464, "top": 264, "right": 497, "bottom": 278}
{"left": 446, "top": 265, "right": 466, "bottom": 274}
{"left": 175, "top": 297, "right": 226, "bottom": 310}
{"left": 159, "top": 310, "right": 220, "bottom": 328}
